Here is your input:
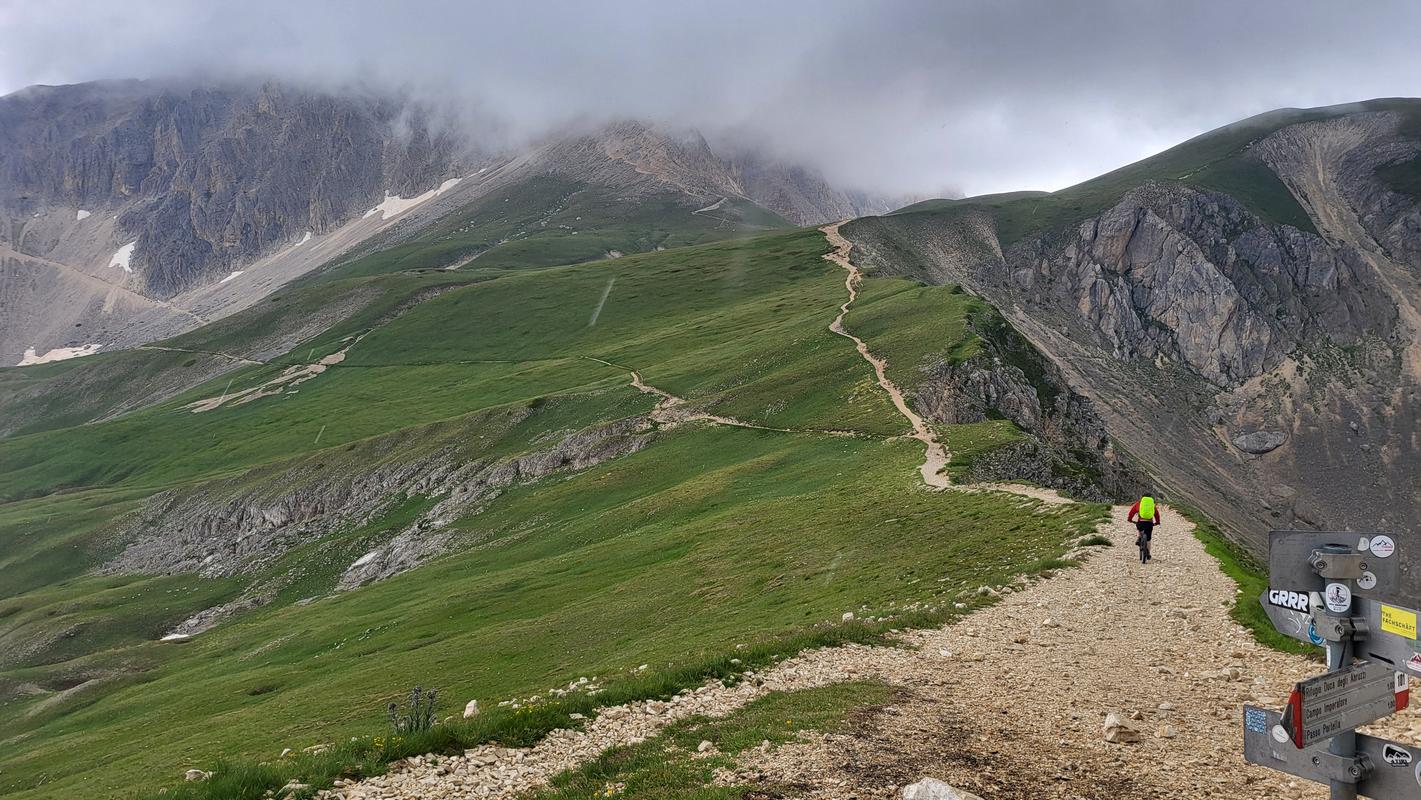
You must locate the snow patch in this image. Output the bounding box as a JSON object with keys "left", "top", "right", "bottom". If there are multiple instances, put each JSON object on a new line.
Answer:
{"left": 219, "top": 270, "right": 245, "bottom": 284}
{"left": 16, "top": 343, "right": 102, "bottom": 366}
{"left": 108, "top": 241, "right": 136, "bottom": 273}
{"left": 76, "top": 209, "right": 91, "bottom": 221}
{"left": 351, "top": 551, "right": 380, "bottom": 568}
{"left": 362, "top": 177, "right": 463, "bottom": 221}
{"left": 297, "top": 231, "right": 312, "bottom": 246}
{"left": 160, "top": 633, "right": 192, "bottom": 642}
{"left": 693, "top": 197, "right": 727, "bottom": 214}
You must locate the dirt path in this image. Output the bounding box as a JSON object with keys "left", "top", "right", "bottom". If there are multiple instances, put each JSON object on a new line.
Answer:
{"left": 822, "top": 222, "right": 950, "bottom": 489}
{"left": 327, "top": 507, "right": 1417, "bottom": 800}
{"left": 584, "top": 356, "right": 856, "bottom": 437}
{"left": 136, "top": 344, "right": 264, "bottom": 365}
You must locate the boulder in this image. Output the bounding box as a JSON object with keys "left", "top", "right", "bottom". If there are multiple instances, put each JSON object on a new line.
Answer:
{"left": 1103, "top": 712, "right": 1143, "bottom": 743}
{"left": 463, "top": 699, "right": 480, "bottom": 719}
{"left": 184, "top": 769, "right": 211, "bottom": 782}
{"left": 1231, "top": 430, "right": 1287, "bottom": 454}
{"left": 902, "top": 777, "right": 985, "bottom": 800}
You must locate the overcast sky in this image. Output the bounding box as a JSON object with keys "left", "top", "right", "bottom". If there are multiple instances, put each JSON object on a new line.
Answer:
{"left": 2, "top": 0, "right": 1419, "bottom": 197}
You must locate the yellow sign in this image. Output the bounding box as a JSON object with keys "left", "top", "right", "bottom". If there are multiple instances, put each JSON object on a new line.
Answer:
{"left": 1381, "top": 605, "right": 1418, "bottom": 640}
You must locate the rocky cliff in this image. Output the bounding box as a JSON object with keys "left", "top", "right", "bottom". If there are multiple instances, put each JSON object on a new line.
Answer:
{"left": 846, "top": 100, "right": 1421, "bottom": 560}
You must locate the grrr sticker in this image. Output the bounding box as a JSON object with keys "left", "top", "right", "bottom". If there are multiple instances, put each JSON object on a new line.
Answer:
{"left": 1268, "top": 589, "right": 1311, "bottom": 612}
{"left": 1325, "top": 583, "right": 1353, "bottom": 613}
{"left": 1370, "top": 535, "right": 1397, "bottom": 559}
{"left": 1382, "top": 605, "right": 1420, "bottom": 640}
{"left": 1245, "top": 707, "right": 1268, "bottom": 733}
{"left": 1384, "top": 743, "right": 1414, "bottom": 767}
{"left": 1359, "top": 571, "right": 1379, "bottom": 591}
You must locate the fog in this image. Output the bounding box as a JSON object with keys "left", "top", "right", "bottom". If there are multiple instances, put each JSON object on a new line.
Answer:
{"left": 2, "top": 0, "right": 1419, "bottom": 196}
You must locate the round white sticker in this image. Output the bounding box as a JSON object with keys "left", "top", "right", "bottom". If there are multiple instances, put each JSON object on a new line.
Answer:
{"left": 1370, "top": 535, "right": 1396, "bottom": 559}
{"left": 1359, "top": 571, "right": 1379, "bottom": 591}
{"left": 1325, "top": 583, "right": 1352, "bottom": 613}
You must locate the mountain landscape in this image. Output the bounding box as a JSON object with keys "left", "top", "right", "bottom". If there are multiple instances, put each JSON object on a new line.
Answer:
{"left": 0, "top": 79, "right": 894, "bottom": 368}
{"left": 1, "top": 59, "right": 1420, "bottom": 800}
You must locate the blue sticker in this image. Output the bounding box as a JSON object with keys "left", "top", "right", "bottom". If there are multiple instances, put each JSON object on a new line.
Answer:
{"left": 1245, "top": 707, "right": 1268, "bottom": 733}
{"left": 1308, "top": 620, "right": 1325, "bottom": 646}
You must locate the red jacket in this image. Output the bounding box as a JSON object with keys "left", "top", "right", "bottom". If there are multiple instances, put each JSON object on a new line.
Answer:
{"left": 1127, "top": 499, "right": 1160, "bottom": 524}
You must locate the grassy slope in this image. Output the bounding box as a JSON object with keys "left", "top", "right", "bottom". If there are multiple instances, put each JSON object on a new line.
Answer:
{"left": 0, "top": 223, "right": 1111, "bottom": 800}
{"left": 309, "top": 176, "right": 788, "bottom": 284}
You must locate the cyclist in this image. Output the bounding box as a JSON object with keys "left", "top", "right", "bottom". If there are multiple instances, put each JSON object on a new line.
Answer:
{"left": 1126, "top": 492, "right": 1161, "bottom": 563}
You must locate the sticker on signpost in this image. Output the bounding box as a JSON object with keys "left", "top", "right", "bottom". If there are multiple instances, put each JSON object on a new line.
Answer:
{"left": 1369, "top": 534, "right": 1396, "bottom": 559}
{"left": 1325, "top": 583, "right": 1352, "bottom": 613}
{"left": 1382, "top": 605, "right": 1419, "bottom": 640}
{"left": 1268, "top": 589, "right": 1310, "bottom": 612}
{"left": 1359, "top": 571, "right": 1379, "bottom": 590}
{"left": 1245, "top": 706, "right": 1268, "bottom": 733}
{"left": 1385, "top": 743, "right": 1414, "bottom": 767}
{"left": 1409, "top": 654, "right": 1421, "bottom": 675}
{"left": 1308, "top": 620, "right": 1325, "bottom": 646}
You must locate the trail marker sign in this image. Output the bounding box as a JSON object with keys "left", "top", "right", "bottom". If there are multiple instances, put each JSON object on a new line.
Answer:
{"left": 1244, "top": 705, "right": 1421, "bottom": 797}
{"left": 1251, "top": 529, "right": 1419, "bottom": 800}
{"left": 1279, "top": 660, "right": 1410, "bottom": 749}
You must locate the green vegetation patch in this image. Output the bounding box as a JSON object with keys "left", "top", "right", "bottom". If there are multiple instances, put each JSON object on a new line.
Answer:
{"left": 311, "top": 177, "right": 787, "bottom": 284}
{"left": 940, "top": 419, "right": 1026, "bottom": 480}
{"left": 839, "top": 278, "right": 983, "bottom": 395}
{"left": 537, "top": 682, "right": 895, "bottom": 800}
{"left": 1182, "top": 506, "right": 1316, "bottom": 656}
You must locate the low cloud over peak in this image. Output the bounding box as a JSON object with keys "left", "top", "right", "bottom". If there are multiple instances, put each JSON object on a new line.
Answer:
{"left": 3, "top": 0, "right": 1419, "bottom": 197}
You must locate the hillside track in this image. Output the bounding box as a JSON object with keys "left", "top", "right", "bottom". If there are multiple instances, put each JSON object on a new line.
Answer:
{"left": 822, "top": 222, "right": 950, "bottom": 489}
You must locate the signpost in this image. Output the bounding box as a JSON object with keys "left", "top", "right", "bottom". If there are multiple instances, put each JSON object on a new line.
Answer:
{"left": 1244, "top": 705, "right": 1421, "bottom": 796}
{"left": 1280, "top": 661, "right": 1409, "bottom": 748}
{"left": 1246, "top": 530, "right": 1420, "bottom": 800}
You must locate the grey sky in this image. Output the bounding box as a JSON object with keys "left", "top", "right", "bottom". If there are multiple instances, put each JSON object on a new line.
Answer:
{"left": 2, "top": 0, "right": 1418, "bottom": 196}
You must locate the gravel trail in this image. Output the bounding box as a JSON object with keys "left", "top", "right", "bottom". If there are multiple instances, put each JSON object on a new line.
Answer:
{"left": 717, "top": 505, "right": 1421, "bottom": 799}
{"left": 324, "top": 505, "right": 1420, "bottom": 799}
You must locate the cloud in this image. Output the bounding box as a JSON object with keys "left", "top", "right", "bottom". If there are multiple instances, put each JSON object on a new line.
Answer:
{"left": 2, "top": 0, "right": 1419, "bottom": 196}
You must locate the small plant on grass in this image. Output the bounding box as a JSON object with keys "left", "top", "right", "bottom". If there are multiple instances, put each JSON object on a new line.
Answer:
{"left": 387, "top": 686, "right": 438, "bottom": 734}
{"left": 1080, "top": 534, "right": 1113, "bottom": 547}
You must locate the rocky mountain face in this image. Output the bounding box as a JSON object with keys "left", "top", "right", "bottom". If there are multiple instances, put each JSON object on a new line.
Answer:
{"left": 0, "top": 80, "right": 468, "bottom": 296}
{"left": 528, "top": 120, "right": 897, "bottom": 224}
{"left": 847, "top": 102, "right": 1421, "bottom": 565}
